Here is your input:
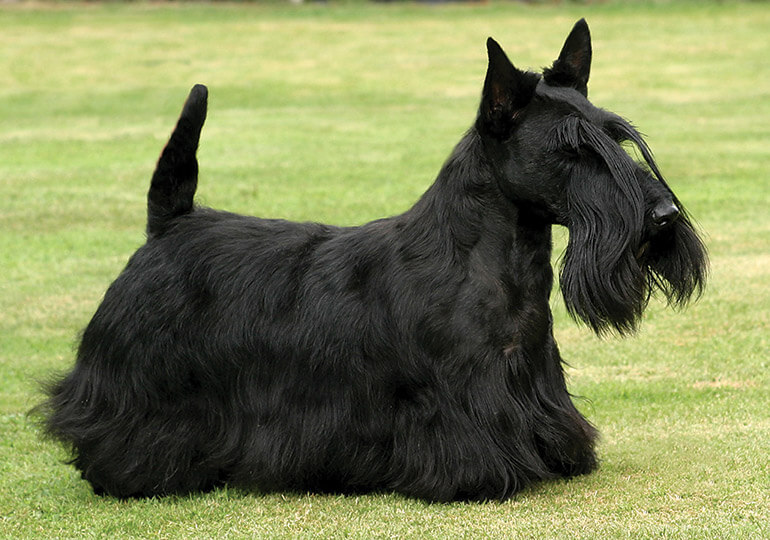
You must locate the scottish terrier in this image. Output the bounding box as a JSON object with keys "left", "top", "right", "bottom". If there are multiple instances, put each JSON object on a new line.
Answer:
{"left": 39, "top": 19, "right": 707, "bottom": 501}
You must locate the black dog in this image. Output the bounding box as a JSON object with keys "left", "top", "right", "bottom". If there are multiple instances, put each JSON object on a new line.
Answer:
{"left": 39, "top": 20, "right": 707, "bottom": 501}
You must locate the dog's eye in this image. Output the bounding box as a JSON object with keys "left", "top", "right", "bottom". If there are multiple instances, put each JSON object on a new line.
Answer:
{"left": 560, "top": 146, "right": 581, "bottom": 160}
{"left": 605, "top": 126, "right": 626, "bottom": 144}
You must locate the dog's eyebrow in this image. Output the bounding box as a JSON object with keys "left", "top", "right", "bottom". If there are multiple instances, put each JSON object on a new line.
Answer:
{"left": 552, "top": 114, "right": 582, "bottom": 150}
{"left": 554, "top": 115, "right": 669, "bottom": 190}
{"left": 603, "top": 116, "right": 668, "bottom": 187}
{"left": 553, "top": 116, "right": 617, "bottom": 160}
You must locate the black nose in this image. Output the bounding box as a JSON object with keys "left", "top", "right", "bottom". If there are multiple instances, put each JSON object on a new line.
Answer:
{"left": 652, "top": 201, "right": 680, "bottom": 228}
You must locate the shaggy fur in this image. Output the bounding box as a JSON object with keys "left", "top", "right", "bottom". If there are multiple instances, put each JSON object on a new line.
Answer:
{"left": 37, "top": 20, "right": 707, "bottom": 501}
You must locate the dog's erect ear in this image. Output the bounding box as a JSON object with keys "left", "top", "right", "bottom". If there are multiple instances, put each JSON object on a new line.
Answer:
{"left": 477, "top": 38, "right": 539, "bottom": 139}
{"left": 543, "top": 18, "right": 592, "bottom": 96}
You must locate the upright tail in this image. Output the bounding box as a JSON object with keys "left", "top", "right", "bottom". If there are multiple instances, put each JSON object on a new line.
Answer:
{"left": 147, "top": 84, "right": 208, "bottom": 237}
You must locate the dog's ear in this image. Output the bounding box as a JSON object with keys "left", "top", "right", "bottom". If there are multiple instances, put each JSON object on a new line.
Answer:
{"left": 478, "top": 38, "right": 538, "bottom": 139}
{"left": 544, "top": 18, "right": 592, "bottom": 96}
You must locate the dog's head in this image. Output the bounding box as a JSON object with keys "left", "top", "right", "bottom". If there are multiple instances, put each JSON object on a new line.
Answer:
{"left": 476, "top": 20, "right": 708, "bottom": 334}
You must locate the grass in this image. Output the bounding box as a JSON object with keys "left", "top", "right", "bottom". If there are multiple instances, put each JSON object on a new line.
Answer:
{"left": 1, "top": 1, "right": 768, "bottom": 538}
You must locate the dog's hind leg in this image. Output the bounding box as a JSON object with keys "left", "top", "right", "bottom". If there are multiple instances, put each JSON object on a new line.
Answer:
{"left": 40, "top": 362, "right": 232, "bottom": 498}
{"left": 146, "top": 84, "right": 208, "bottom": 238}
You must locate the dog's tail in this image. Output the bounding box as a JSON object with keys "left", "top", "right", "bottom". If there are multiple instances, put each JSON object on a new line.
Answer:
{"left": 147, "top": 84, "right": 208, "bottom": 237}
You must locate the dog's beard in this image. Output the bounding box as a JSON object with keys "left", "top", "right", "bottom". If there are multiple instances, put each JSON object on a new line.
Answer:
{"left": 560, "top": 215, "right": 645, "bottom": 336}
{"left": 642, "top": 211, "right": 708, "bottom": 309}
{"left": 560, "top": 205, "right": 707, "bottom": 336}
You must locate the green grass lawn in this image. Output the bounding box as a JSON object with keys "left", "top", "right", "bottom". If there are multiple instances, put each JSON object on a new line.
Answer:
{"left": 1, "top": 1, "right": 768, "bottom": 538}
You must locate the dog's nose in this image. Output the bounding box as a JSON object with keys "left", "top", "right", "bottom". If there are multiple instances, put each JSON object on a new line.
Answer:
{"left": 652, "top": 201, "right": 680, "bottom": 228}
